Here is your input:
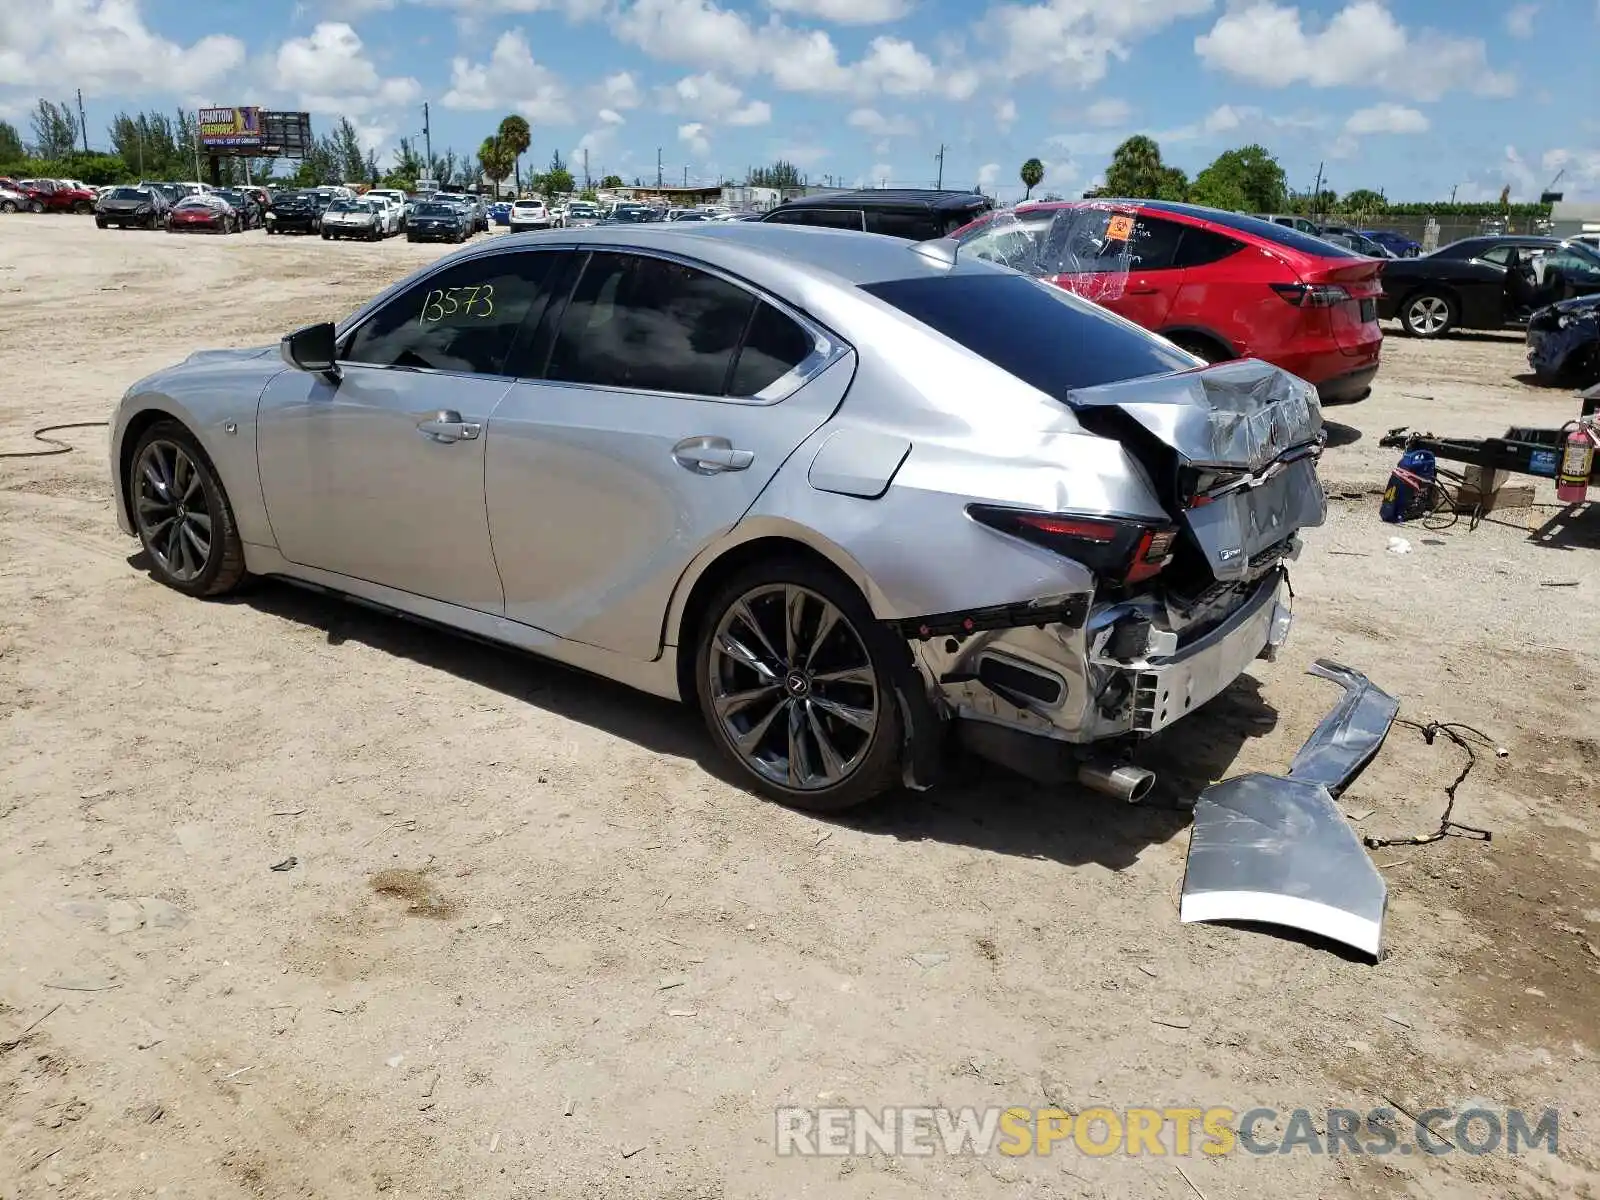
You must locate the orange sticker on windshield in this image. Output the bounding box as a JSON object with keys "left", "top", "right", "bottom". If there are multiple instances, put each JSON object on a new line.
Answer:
{"left": 1106, "top": 214, "right": 1134, "bottom": 241}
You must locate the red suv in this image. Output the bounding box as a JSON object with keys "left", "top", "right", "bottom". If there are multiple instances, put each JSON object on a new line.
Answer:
{"left": 950, "top": 200, "right": 1384, "bottom": 402}
{"left": 10, "top": 177, "right": 97, "bottom": 214}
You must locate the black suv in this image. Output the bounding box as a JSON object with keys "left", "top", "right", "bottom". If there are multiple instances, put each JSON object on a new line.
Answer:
{"left": 758, "top": 189, "right": 993, "bottom": 241}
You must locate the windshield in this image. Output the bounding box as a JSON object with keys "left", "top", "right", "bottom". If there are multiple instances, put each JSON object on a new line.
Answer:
{"left": 109, "top": 187, "right": 148, "bottom": 201}
{"left": 611, "top": 207, "right": 655, "bottom": 222}
{"left": 414, "top": 203, "right": 454, "bottom": 217}
{"left": 863, "top": 272, "right": 1194, "bottom": 395}
{"left": 1563, "top": 241, "right": 1600, "bottom": 268}
{"left": 569, "top": 204, "right": 598, "bottom": 216}
{"left": 328, "top": 202, "right": 356, "bottom": 213}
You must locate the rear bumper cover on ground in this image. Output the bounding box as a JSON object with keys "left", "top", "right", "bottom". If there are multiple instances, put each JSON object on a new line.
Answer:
{"left": 1180, "top": 659, "right": 1399, "bottom": 959}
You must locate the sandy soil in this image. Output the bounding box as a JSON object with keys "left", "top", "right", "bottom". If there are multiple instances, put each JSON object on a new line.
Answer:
{"left": 2, "top": 214, "right": 1599, "bottom": 1199}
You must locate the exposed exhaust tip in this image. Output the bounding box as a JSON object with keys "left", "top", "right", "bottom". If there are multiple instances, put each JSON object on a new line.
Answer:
{"left": 1077, "top": 761, "right": 1157, "bottom": 804}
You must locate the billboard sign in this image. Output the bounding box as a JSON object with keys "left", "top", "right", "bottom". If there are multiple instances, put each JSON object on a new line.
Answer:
{"left": 199, "top": 106, "right": 262, "bottom": 150}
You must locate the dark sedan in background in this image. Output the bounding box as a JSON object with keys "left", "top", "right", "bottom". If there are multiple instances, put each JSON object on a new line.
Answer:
{"left": 405, "top": 201, "right": 470, "bottom": 243}
{"left": 95, "top": 185, "right": 171, "bottom": 230}
{"left": 1378, "top": 235, "right": 1600, "bottom": 337}
{"left": 265, "top": 191, "right": 323, "bottom": 235}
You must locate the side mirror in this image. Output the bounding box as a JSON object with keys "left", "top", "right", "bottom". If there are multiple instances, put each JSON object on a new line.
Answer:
{"left": 280, "top": 322, "right": 340, "bottom": 378}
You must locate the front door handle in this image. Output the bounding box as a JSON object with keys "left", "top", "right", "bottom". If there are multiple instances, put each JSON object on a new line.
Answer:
{"left": 673, "top": 435, "right": 754, "bottom": 474}
{"left": 417, "top": 410, "right": 481, "bottom": 443}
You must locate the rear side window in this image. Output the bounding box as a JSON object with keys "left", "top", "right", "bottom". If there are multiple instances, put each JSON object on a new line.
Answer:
{"left": 865, "top": 210, "right": 941, "bottom": 240}
{"left": 1174, "top": 226, "right": 1245, "bottom": 267}
{"left": 729, "top": 302, "right": 815, "bottom": 395}
{"left": 1127, "top": 216, "right": 1185, "bottom": 270}
{"left": 1150, "top": 205, "right": 1361, "bottom": 259}
{"left": 342, "top": 252, "right": 564, "bottom": 375}
{"left": 545, "top": 252, "right": 757, "bottom": 395}
{"left": 765, "top": 207, "right": 866, "bottom": 232}
{"left": 863, "top": 273, "right": 1193, "bottom": 396}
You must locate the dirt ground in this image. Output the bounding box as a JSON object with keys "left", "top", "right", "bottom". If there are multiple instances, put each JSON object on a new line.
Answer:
{"left": 3, "top": 214, "right": 1599, "bottom": 1199}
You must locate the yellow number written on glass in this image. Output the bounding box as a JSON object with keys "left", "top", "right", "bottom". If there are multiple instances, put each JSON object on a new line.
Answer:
{"left": 419, "top": 282, "right": 497, "bottom": 324}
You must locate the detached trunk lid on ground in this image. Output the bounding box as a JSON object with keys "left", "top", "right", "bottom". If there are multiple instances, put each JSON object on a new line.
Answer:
{"left": 1065, "top": 358, "right": 1328, "bottom": 585}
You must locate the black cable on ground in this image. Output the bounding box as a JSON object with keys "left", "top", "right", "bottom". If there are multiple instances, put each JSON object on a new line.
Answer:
{"left": 0, "top": 422, "right": 109, "bottom": 459}
{"left": 1363, "top": 717, "right": 1495, "bottom": 849}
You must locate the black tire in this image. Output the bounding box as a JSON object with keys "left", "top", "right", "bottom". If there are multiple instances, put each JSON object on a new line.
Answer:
{"left": 407, "top": 234, "right": 417, "bottom": 243}
{"left": 1399, "top": 290, "right": 1455, "bottom": 338}
{"left": 1167, "top": 332, "right": 1231, "bottom": 364}
{"left": 0, "top": 199, "right": 16, "bottom": 213}
{"left": 95, "top": 217, "right": 107, "bottom": 229}
{"left": 127, "top": 421, "right": 248, "bottom": 599}
{"left": 693, "top": 557, "right": 904, "bottom": 812}
{"left": 322, "top": 230, "right": 330, "bottom": 240}
{"left": 27, "top": 199, "right": 44, "bottom": 213}
{"left": 74, "top": 200, "right": 93, "bottom": 214}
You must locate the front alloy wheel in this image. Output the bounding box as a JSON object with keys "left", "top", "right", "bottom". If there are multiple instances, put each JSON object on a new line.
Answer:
{"left": 698, "top": 567, "right": 903, "bottom": 810}
{"left": 130, "top": 425, "right": 246, "bottom": 597}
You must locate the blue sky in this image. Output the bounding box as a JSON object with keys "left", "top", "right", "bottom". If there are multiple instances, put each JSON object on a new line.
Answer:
{"left": 3, "top": 0, "right": 1598, "bottom": 201}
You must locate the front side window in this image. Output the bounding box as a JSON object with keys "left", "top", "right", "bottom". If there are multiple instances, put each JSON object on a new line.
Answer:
{"left": 766, "top": 207, "right": 866, "bottom": 231}
{"left": 865, "top": 210, "right": 940, "bottom": 240}
{"left": 342, "top": 252, "right": 565, "bottom": 376}
{"left": 545, "top": 252, "right": 757, "bottom": 395}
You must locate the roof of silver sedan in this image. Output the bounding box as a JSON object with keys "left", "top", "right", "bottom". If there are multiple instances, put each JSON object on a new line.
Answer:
{"left": 480, "top": 221, "right": 1002, "bottom": 287}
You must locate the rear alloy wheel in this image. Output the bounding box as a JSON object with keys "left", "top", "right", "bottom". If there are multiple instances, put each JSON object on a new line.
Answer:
{"left": 0, "top": 199, "right": 16, "bottom": 213}
{"left": 696, "top": 562, "right": 903, "bottom": 811}
{"left": 129, "top": 423, "right": 247, "bottom": 598}
{"left": 1401, "top": 292, "right": 1454, "bottom": 338}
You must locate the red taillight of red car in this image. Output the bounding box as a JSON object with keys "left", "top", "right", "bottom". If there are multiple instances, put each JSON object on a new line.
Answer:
{"left": 967, "top": 505, "right": 1178, "bottom": 587}
{"left": 1270, "top": 282, "right": 1351, "bottom": 308}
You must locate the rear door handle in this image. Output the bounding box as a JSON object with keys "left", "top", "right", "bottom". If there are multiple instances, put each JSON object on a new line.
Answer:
{"left": 417, "top": 410, "right": 481, "bottom": 443}
{"left": 1126, "top": 283, "right": 1161, "bottom": 295}
{"left": 673, "top": 435, "right": 754, "bottom": 474}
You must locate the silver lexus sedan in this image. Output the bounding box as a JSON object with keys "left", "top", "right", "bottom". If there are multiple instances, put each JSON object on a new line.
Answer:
{"left": 110, "top": 223, "right": 1325, "bottom": 810}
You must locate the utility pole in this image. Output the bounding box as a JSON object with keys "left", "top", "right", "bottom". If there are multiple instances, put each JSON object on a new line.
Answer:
{"left": 583, "top": 147, "right": 590, "bottom": 190}
{"left": 934, "top": 143, "right": 946, "bottom": 190}
{"left": 422, "top": 102, "right": 432, "bottom": 171}
{"left": 76, "top": 89, "right": 89, "bottom": 153}
{"left": 657, "top": 147, "right": 663, "bottom": 189}
{"left": 1309, "top": 160, "right": 1324, "bottom": 222}
{"left": 683, "top": 165, "right": 688, "bottom": 187}
{"left": 1449, "top": 183, "right": 1459, "bottom": 205}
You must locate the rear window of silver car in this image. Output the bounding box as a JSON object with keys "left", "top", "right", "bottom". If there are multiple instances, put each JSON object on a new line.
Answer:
{"left": 860, "top": 273, "right": 1195, "bottom": 395}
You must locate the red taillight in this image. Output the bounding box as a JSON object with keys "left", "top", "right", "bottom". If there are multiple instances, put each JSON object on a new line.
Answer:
{"left": 1271, "top": 282, "right": 1350, "bottom": 308}
{"left": 968, "top": 505, "right": 1177, "bottom": 587}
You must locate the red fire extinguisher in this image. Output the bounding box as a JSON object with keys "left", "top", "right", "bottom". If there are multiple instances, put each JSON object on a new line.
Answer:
{"left": 1556, "top": 423, "right": 1596, "bottom": 503}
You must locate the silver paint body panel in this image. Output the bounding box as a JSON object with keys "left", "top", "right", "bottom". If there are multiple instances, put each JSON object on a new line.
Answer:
{"left": 110, "top": 222, "right": 1328, "bottom": 747}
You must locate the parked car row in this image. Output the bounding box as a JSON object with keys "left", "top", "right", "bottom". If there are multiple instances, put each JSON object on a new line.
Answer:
{"left": 0, "top": 176, "right": 98, "bottom": 213}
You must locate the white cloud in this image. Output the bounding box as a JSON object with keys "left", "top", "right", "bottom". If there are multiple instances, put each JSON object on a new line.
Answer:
{"left": 867, "top": 161, "right": 893, "bottom": 184}
{"left": 766, "top": 0, "right": 911, "bottom": 23}
{"left": 1344, "top": 102, "right": 1429, "bottom": 135}
{"left": 611, "top": 0, "right": 970, "bottom": 99}
{"left": 977, "top": 162, "right": 999, "bottom": 187}
{"left": 846, "top": 107, "right": 917, "bottom": 138}
{"left": 679, "top": 121, "right": 710, "bottom": 156}
{"left": 662, "top": 72, "right": 771, "bottom": 125}
{"left": 996, "top": 97, "right": 1017, "bottom": 130}
{"left": 274, "top": 22, "right": 420, "bottom": 116}
{"left": 599, "top": 71, "right": 642, "bottom": 109}
{"left": 0, "top": 0, "right": 245, "bottom": 96}
{"left": 598, "top": 108, "right": 625, "bottom": 125}
{"left": 1083, "top": 97, "right": 1132, "bottom": 127}
{"left": 1505, "top": 3, "right": 1537, "bottom": 37}
{"left": 1195, "top": 1, "right": 1515, "bottom": 101}
{"left": 441, "top": 30, "right": 570, "bottom": 122}
{"left": 773, "top": 141, "right": 830, "bottom": 167}
{"left": 987, "top": 0, "right": 1213, "bottom": 87}
{"left": 1203, "top": 103, "right": 1250, "bottom": 133}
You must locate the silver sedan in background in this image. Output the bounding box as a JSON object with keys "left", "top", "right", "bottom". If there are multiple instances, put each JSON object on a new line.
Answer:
{"left": 109, "top": 223, "right": 1325, "bottom": 810}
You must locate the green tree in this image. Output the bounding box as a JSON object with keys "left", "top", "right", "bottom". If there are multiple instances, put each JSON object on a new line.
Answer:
{"left": 327, "top": 117, "right": 369, "bottom": 184}
{"left": 1019, "top": 157, "right": 1044, "bottom": 199}
{"left": 30, "top": 99, "right": 80, "bottom": 159}
{"left": 478, "top": 134, "right": 515, "bottom": 195}
{"left": 497, "top": 115, "right": 531, "bottom": 194}
{"left": 747, "top": 160, "right": 803, "bottom": 188}
{"left": 1190, "top": 144, "right": 1286, "bottom": 213}
{"left": 1339, "top": 188, "right": 1386, "bottom": 214}
{"left": 1102, "top": 135, "right": 1171, "bottom": 198}
{"left": 0, "top": 120, "right": 23, "bottom": 162}
{"left": 391, "top": 136, "right": 425, "bottom": 184}
{"left": 543, "top": 148, "right": 574, "bottom": 197}
{"left": 1156, "top": 164, "right": 1189, "bottom": 202}
{"left": 600, "top": 173, "right": 624, "bottom": 189}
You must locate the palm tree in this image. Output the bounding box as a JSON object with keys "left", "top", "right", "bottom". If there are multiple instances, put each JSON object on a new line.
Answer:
{"left": 1019, "top": 158, "right": 1044, "bottom": 200}
{"left": 478, "top": 135, "right": 515, "bottom": 197}
{"left": 498, "top": 115, "right": 531, "bottom": 196}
